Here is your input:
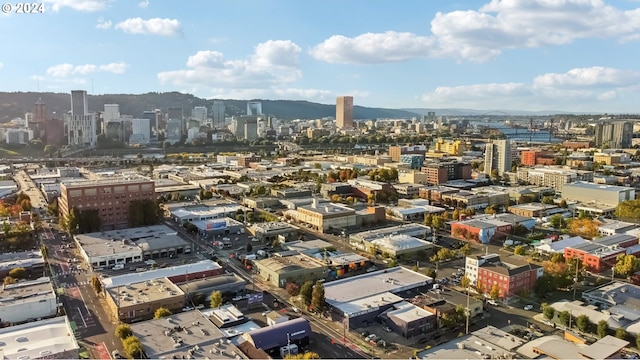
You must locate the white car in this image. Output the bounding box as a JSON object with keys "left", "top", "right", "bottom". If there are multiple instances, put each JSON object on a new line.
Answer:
{"left": 487, "top": 299, "right": 498, "bottom": 306}
{"left": 524, "top": 304, "right": 534, "bottom": 311}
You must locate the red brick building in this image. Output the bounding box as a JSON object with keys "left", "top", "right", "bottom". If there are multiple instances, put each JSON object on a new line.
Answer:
{"left": 59, "top": 176, "right": 156, "bottom": 230}
{"left": 450, "top": 218, "right": 512, "bottom": 244}
{"left": 476, "top": 261, "right": 543, "bottom": 299}
{"left": 564, "top": 234, "right": 639, "bottom": 273}
{"left": 521, "top": 150, "right": 555, "bottom": 166}
{"left": 237, "top": 154, "right": 261, "bottom": 167}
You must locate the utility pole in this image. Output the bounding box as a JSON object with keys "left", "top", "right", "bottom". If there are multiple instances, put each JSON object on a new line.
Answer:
{"left": 465, "top": 284, "right": 471, "bottom": 334}
{"left": 573, "top": 257, "right": 579, "bottom": 300}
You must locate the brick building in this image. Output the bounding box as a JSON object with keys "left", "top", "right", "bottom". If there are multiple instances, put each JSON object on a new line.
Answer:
{"left": 465, "top": 254, "right": 543, "bottom": 299}
{"left": 521, "top": 150, "right": 556, "bottom": 166}
{"left": 564, "top": 234, "right": 639, "bottom": 273}
{"left": 389, "top": 145, "right": 427, "bottom": 162}
{"left": 59, "top": 175, "right": 155, "bottom": 230}
{"left": 237, "top": 154, "right": 261, "bottom": 167}
{"left": 421, "top": 161, "right": 471, "bottom": 185}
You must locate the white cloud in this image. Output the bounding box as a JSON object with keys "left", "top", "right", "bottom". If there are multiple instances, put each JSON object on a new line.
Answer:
{"left": 421, "top": 66, "right": 640, "bottom": 109}
{"left": 46, "top": 62, "right": 128, "bottom": 77}
{"left": 42, "top": 0, "right": 112, "bottom": 12}
{"left": 114, "top": 17, "right": 182, "bottom": 37}
{"left": 138, "top": 0, "right": 149, "bottom": 8}
{"left": 310, "top": 31, "right": 434, "bottom": 64}
{"left": 311, "top": 0, "right": 640, "bottom": 63}
{"left": 0, "top": 63, "right": 3, "bottom": 70}
{"left": 158, "top": 40, "right": 331, "bottom": 101}
{"left": 533, "top": 66, "right": 640, "bottom": 88}
{"left": 96, "top": 17, "right": 112, "bottom": 29}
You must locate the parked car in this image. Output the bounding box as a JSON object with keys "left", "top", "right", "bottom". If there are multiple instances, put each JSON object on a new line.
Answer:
{"left": 361, "top": 331, "right": 370, "bottom": 339}
{"left": 524, "top": 304, "right": 534, "bottom": 311}
{"left": 383, "top": 326, "right": 392, "bottom": 333}
{"left": 112, "top": 350, "right": 123, "bottom": 359}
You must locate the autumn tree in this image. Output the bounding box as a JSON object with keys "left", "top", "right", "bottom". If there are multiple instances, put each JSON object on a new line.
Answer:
{"left": 115, "top": 324, "right": 133, "bottom": 339}
{"left": 8, "top": 267, "right": 27, "bottom": 279}
{"left": 489, "top": 284, "right": 500, "bottom": 300}
{"left": 91, "top": 275, "right": 103, "bottom": 294}
{"left": 576, "top": 314, "right": 591, "bottom": 333}
{"left": 614, "top": 254, "right": 640, "bottom": 278}
{"left": 616, "top": 328, "right": 628, "bottom": 340}
{"left": 210, "top": 290, "right": 223, "bottom": 308}
{"left": 286, "top": 282, "right": 300, "bottom": 296}
{"left": 311, "top": 281, "right": 326, "bottom": 312}
{"left": 460, "top": 275, "right": 470, "bottom": 290}
{"left": 154, "top": 307, "right": 172, "bottom": 319}
{"left": 567, "top": 218, "right": 598, "bottom": 239}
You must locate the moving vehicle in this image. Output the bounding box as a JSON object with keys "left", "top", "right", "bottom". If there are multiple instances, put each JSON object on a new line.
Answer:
{"left": 487, "top": 299, "right": 498, "bottom": 306}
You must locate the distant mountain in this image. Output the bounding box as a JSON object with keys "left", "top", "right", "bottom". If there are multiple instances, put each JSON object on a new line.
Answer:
{"left": 0, "top": 92, "right": 420, "bottom": 122}
{"left": 402, "top": 108, "right": 582, "bottom": 116}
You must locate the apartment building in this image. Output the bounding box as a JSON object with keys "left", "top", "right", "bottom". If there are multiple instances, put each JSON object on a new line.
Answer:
{"left": 58, "top": 175, "right": 155, "bottom": 230}
{"left": 389, "top": 145, "right": 428, "bottom": 162}
{"left": 517, "top": 167, "right": 594, "bottom": 191}
{"left": 465, "top": 254, "right": 543, "bottom": 299}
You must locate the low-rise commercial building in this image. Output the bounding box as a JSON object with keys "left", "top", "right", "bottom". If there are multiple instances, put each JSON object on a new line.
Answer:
{"left": 561, "top": 181, "right": 635, "bottom": 206}
{"left": 0, "top": 250, "right": 45, "bottom": 279}
{"left": 242, "top": 318, "right": 312, "bottom": 356}
{"left": 130, "top": 309, "right": 246, "bottom": 359}
{"left": 508, "top": 203, "right": 561, "bottom": 218}
{"left": 382, "top": 300, "right": 437, "bottom": 338}
{"left": 324, "top": 267, "right": 433, "bottom": 329}
{"left": 564, "top": 234, "right": 639, "bottom": 272}
{"left": 75, "top": 225, "right": 193, "bottom": 269}
{"left": 418, "top": 325, "right": 524, "bottom": 360}
{"left": 0, "top": 277, "right": 57, "bottom": 324}
{"left": 517, "top": 167, "right": 594, "bottom": 191}
{"left": 105, "top": 277, "right": 186, "bottom": 322}
{"left": 0, "top": 316, "right": 79, "bottom": 360}
{"left": 249, "top": 222, "right": 300, "bottom": 243}
{"left": 351, "top": 233, "right": 433, "bottom": 258}
{"left": 451, "top": 218, "right": 512, "bottom": 244}
{"left": 288, "top": 199, "right": 356, "bottom": 233}
{"left": 254, "top": 254, "right": 327, "bottom": 288}
{"left": 170, "top": 204, "right": 240, "bottom": 224}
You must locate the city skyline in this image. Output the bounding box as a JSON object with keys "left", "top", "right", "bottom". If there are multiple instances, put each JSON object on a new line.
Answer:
{"left": 2, "top": 1, "right": 640, "bottom": 113}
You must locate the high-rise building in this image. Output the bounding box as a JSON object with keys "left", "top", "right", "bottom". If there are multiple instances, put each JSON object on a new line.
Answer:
{"left": 595, "top": 121, "right": 633, "bottom": 149}
{"left": 192, "top": 106, "right": 207, "bottom": 123}
{"left": 166, "top": 118, "right": 182, "bottom": 145}
{"left": 484, "top": 140, "right": 512, "bottom": 176}
{"left": 247, "top": 101, "right": 262, "bottom": 116}
{"left": 336, "top": 96, "right": 353, "bottom": 129}
{"left": 142, "top": 111, "right": 158, "bottom": 140}
{"left": 211, "top": 101, "right": 225, "bottom": 128}
{"left": 66, "top": 90, "right": 98, "bottom": 146}
{"left": 130, "top": 118, "right": 151, "bottom": 145}
{"left": 103, "top": 104, "right": 120, "bottom": 123}
{"left": 71, "top": 90, "right": 88, "bottom": 116}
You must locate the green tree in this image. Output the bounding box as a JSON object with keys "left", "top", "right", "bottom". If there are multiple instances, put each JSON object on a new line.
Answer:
{"left": 542, "top": 196, "right": 555, "bottom": 205}
{"left": 300, "top": 281, "right": 313, "bottom": 307}
{"left": 425, "top": 268, "right": 437, "bottom": 278}
{"left": 549, "top": 214, "right": 566, "bottom": 229}
{"left": 543, "top": 306, "right": 556, "bottom": 320}
{"left": 616, "top": 327, "right": 628, "bottom": 340}
{"left": 484, "top": 205, "right": 497, "bottom": 215}
{"left": 246, "top": 243, "right": 253, "bottom": 253}
{"left": 210, "top": 290, "right": 223, "bottom": 308}
{"left": 459, "top": 244, "right": 472, "bottom": 256}
{"left": 115, "top": 324, "right": 133, "bottom": 340}
{"left": 534, "top": 275, "right": 558, "bottom": 297}
{"left": 576, "top": 315, "right": 591, "bottom": 333}
{"left": 559, "top": 199, "right": 568, "bottom": 208}
{"left": 8, "top": 267, "right": 27, "bottom": 279}
{"left": 597, "top": 320, "right": 609, "bottom": 338}
{"left": 284, "top": 352, "right": 321, "bottom": 359}
{"left": 559, "top": 311, "right": 571, "bottom": 327}
{"left": 490, "top": 284, "right": 501, "bottom": 300}
{"left": 636, "top": 333, "right": 640, "bottom": 350}
{"left": 424, "top": 213, "right": 433, "bottom": 227}
{"left": 311, "top": 281, "right": 326, "bottom": 312}
{"left": 154, "top": 307, "right": 172, "bottom": 319}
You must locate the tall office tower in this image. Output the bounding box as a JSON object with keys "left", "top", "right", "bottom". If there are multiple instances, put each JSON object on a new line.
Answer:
{"left": 484, "top": 140, "right": 512, "bottom": 176}
{"left": 66, "top": 90, "right": 98, "bottom": 146}
{"left": 103, "top": 104, "right": 120, "bottom": 122}
{"left": 336, "top": 96, "right": 354, "bottom": 129}
{"left": 142, "top": 111, "right": 158, "bottom": 140}
{"left": 212, "top": 100, "right": 225, "bottom": 128}
{"left": 595, "top": 121, "right": 633, "bottom": 149}
{"left": 192, "top": 106, "right": 207, "bottom": 123}
{"left": 167, "top": 107, "right": 184, "bottom": 134}
{"left": 130, "top": 118, "right": 151, "bottom": 145}
{"left": 247, "top": 101, "right": 262, "bottom": 116}
{"left": 70, "top": 90, "right": 88, "bottom": 116}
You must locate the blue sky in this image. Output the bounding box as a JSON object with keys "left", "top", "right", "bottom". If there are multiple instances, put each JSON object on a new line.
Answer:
{"left": 2, "top": 0, "right": 640, "bottom": 113}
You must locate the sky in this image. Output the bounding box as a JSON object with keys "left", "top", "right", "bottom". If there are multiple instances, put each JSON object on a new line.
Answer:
{"left": 2, "top": 0, "right": 640, "bottom": 113}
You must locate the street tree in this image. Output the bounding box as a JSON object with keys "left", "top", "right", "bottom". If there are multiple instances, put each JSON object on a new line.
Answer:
{"left": 559, "top": 311, "right": 571, "bottom": 327}
{"left": 597, "top": 320, "right": 609, "bottom": 338}
{"left": 489, "top": 284, "right": 500, "bottom": 300}
{"left": 616, "top": 328, "right": 628, "bottom": 340}
{"left": 91, "top": 275, "right": 102, "bottom": 294}
{"left": 154, "top": 307, "right": 172, "bottom": 319}
{"left": 300, "top": 281, "right": 313, "bottom": 307}
{"left": 286, "top": 282, "right": 300, "bottom": 297}
{"left": 576, "top": 315, "right": 591, "bottom": 333}
{"left": 513, "top": 245, "right": 525, "bottom": 256}
{"left": 311, "top": 281, "right": 326, "bottom": 312}
{"left": 115, "top": 324, "right": 133, "bottom": 340}
{"left": 122, "top": 336, "right": 144, "bottom": 358}
{"left": 543, "top": 306, "right": 556, "bottom": 320}
{"left": 460, "top": 275, "right": 470, "bottom": 290}
{"left": 8, "top": 267, "right": 27, "bottom": 279}
{"left": 614, "top": 254, "right": 640, "bottom": 278}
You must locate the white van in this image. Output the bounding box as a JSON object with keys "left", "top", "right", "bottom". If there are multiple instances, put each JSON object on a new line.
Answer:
{"left": 112, "top": 264, "right": 125, "bottom": 271}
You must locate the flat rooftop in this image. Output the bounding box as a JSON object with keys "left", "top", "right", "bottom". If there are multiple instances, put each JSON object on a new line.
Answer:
{"left": 564, "top": 181, "right": 633, "bottom": 192}
{"left": 61, "top": 175, "right": 152, "bottom": 188}
{"left": 298, "top": 202, "right": 355, "bottom": 216}
{"left": 102, "top": 260, "right": 222, "bottom": 289}
{"left": 284, "top": 239, "right": 333, "bottom": 254}
{"left": 418, "top": 325, "right": 522, "bottom": 359}
{"left": 251, "top": 221, "right": 299, "bottom": 232}
{"left": 370, "top": 234, "right": 432, "bottom": 251}
{"left": 0, "top": 277, "right": 55, "bottom": 307}
{"left": 325, "top": 266, "right": 432, "bottom": 306}
{"left": 255, "top": 254, "right": 325, "bottom": 273}
{"left": 351, "top": 223, "right": 431, "bottom": 242}
{"left": 106, "top": 277, "right": 184, "bottom": 305}
{"left": 508, "top": 202, "right": 558, "bottom": 211}
{"left": 0, "top": 316, "right": 79, "bottom": 359}
{"left": 130, "top": 310, "right": 245, "bottom": 359}
{"left": 0, "top": 250, "right": 44, "bottom": 272}
{"left": 387, "top": 301, "right": 435, "bottom": 323}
